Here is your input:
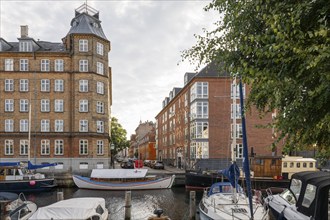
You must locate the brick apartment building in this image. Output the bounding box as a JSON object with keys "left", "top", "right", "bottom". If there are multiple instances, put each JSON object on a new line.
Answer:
{"left": 155, "top": 63, "right": 282, "bottom": 170}
{"left": 0, "top": 4, "right": 112, "bottom": 173}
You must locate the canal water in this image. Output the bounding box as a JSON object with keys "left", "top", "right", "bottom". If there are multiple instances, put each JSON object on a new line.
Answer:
{"left": 25, "top": 186, "right": 203, "bottom": 220}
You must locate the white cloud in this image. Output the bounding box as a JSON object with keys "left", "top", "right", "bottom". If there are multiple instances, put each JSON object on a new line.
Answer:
{"left": 0, "top": 0, "right": 217, "bottom": 138}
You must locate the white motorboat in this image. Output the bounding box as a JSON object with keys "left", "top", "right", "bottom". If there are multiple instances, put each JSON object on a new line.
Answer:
{"left": 73, "top": 168, "right": 175, "bottom": 190}
{"left": 0, "top": 192, "right": 37, "bottom": 220}
{"left": 29, "top": 197, "right": 109, "bottom": 220}
{"left": 265, "top": 171, "right": 330, "bottom": 220}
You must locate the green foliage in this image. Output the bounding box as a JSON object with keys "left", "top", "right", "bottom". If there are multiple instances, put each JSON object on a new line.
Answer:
{"left": 183, "top": 0, "right": 330, "bottom": 156}
{"left": 110, "top": 117, "right": 129, "bottom": 154}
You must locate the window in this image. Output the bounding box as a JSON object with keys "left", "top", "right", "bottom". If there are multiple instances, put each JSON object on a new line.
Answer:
{"left": 41, "top": 99, "right": 50, "bottom": 112}
{"left": 54, "top": 99, "right": 64, "bottom": 112}
{"left": 5, "top": 119, "right": 14, "bottom": 132}
{"left": 190, "top": 122, "right": 208, "bottom": 139}
{"left": 79, "top": 140, "right": 88, "bottom": 155}
{"left": 96, "top": 82, "right": 104, "bottom": 94}
{"left": 5, "top": 140, "right": 14, "bottom": 155}
{"left": 41, "top": 79, "right": 50, "bottom": 92}
{"left": 79, "top": 100, "right": 89, "bottom": 112}
{"left": 55, "top": 139, "right": 64, "bottom": 155}
{"left": 20, "top": 79, "right": 29, "bottom": 92}
{"left": 290, "top": 162, "right": 294, "bottom": 168}
{"left": 20, "top": 99, "right": 29, "bottom": 112}
{"left": 55, "top": 59, "right": 64, "bottom": 72}
{"left": 80, "top": 120, "right": 88, "bottom": 132}
{"left": 79, "top": 162, "right": 88, "bottom": 169}
{"left": 302, "top": 184, "right": 316, "bottom": 208}
{"left": 283, "top": 162, "right": 288, "bottom": 168}
{"left": 235, "top": 144, "right": 243, "bottom": 159}
{"left": 79, "top": 60, "right": 88, "bottom": 72}
{"left": 190, "top": 102, "right": 208, "bottom": 119}
{"left": 309, "top": 162, "right": 314, "bottom": 168}
{"left": 303, "top": 162, "right": 307, "bottom": 168}
{"left": 5, "top": 99, "right": 14, "bottom": 112}
{"left": 41, "top": 119, "right": 50, "bottom": 132}
{"left": 96, "top": 42, "right": 104, "bottom": 55}
{"left": 296, "top": 162, "right": 301, "bottom": 168}
{"left": 20, "top": 59, "right": 29, "bottom": 71}
{"left": 190, "top": 82, "right": 208, "bottom": 102}
{"left": 19, "top": 41, "right": 32, "bottom": 52}
{"left": 54, "top": 79, "right": 64, "bottom": 92}
{"left": 191, "top": 141, "right": 209, "bottom": 159}
{"left": 79, "top": 39, "right": 88, "bottom": 52}
{"left": 55, "top": 120, "right": 64, "bottom": 132}
{"left": 19, "top": 119, "right": 28, "bottom": 132}
{"left": 5, "top": 79, "right": 14, "bottom": 91}
{"left": 231, "top": 104, "right": 242, "bottom": 119}
{"left": 289, "top": 178, "right": 302, "bottom": 200}
{"left": 79, "top": 80, "right": 88, "bottom": 92}
{"left": 97, "top": 140, "right": 104, "bottom": 155}
{"left": 231, "top": 82, "right": 246, "bottom": 99}
{"left": 41, "top": 139, "right": 50, "bottom": 155}
{"left": 96, "top": 101, "right": 104, "bottom": 114}
{"left": 97, "top": 121, "right": 104, "bottom": 133}
{"left": 41, "top": 59, "right": 50, "bottom": 72}
{"left": 5, "top": 59, "right": 13, "bottom": 71}
{"left": 231, "top": 124, "right": 243, "bottom": 139}
{"left": 20, "top": 140, "right": 29, "bottom": 155}
{"left": 96, "top": 62, "right": 104, "bottom": 75}
{"left": 55, "top": 162, "right": 64, "bottom": 169}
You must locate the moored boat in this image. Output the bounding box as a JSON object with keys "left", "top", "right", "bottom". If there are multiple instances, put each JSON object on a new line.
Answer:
{"left": 0, "top": 162, "right": 57, "bottom": 193}
{"left": 0, "top": 192, "right": 37, "bottom": 220}
{"left": 265, "top": 171, "right": 330, "bottom": 220}
{"left": 73, "top": 168, "right": 176, "bottom": 190}
{"left": 29, "top": 197, "right": 109, "bottom": 220}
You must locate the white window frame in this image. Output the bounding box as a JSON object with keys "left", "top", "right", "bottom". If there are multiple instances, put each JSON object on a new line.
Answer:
{"left": 41, "top": 79, "right": 50, "bottom": 92}
{"left": 96, "top": 62, "right": 104, "bottom": 75}
{"left": 231, "top": 123, "right": 243, "bottom": 139}
{"left": 41, "top": 139, "right": 50, "bottom": 155}
{"left": 54, "top": 99, "right": 64, "bottom": 112}
{"left": 79, "top": 120, "right": 88, "bottom": 132}
{"left": 5, "top": 59, "right": 14, "bottom": 71}
{"left": 20, "top": 59, "right": 29, "bottom": 71}
{"left": 79, "top": 60, "right": 88, "bottom": 72}
{"left": 96, "top": 42, "right": 104, "bottom": 55}
{"left": 20, "top": 99, "right": 29, "bottom": 112}
{"left": 19, "top": 41, "right": 32, "bottom": 52}
{"left": 235, "top": 143, "right": 243, "bottom": 159}
{"left": 97, "top": 140, "right": 104, "bottom": 155}
{"left": 79, "top": 139, "right": 88, "bottom": 155}
{"left": 96, "top": 101, "right": 104, "bottom": 114}
{"left": 41, "top": 99, "right": 50, "bottom": 112}
{"left": 41, "top": 59, "right": 50, "bottom": 72}
{"left": 5, "top": 79, "right": 14, "bottom": 91}
{"left": 41, "top": 119, "right": 50, "bottom": 132}
{"left": 79, "top": 80, "right": 88, "bottom": 92}
{"left": 55, "top": 139, "right": 64, "bottom": 155}
{"left": 20, "top": 140, "right": 29, "bottom": 155}
{"left": 5, "top": 119, "right": 14, "bottom": 132}
{"left": 5, "top": 140, "right": 14, "bottom": 155}
{"left": 19, "top": 79, "right": 29, "bottom": 92}
{"left": 5, "top": 99, "right": 14, "bottom": 112}
{"left": 55, "top": 59, "right": 64, "bottom": 72}
{"left": 55, "top": 120, "right": 64, "bottom": 132}
{"left": 97, "top": 121, "right": 104, "bottom": 133}
{"left": 96, "top": 82, "right": 104, "bottom": 94}
{"left": 79, "top": 100, "right": 89, "bottom": 112}
{"left": 54, "top": 79, "right": 64, "bottom": 92}
{"left": 79, "top": 39, "right": 88, "bottom": 52}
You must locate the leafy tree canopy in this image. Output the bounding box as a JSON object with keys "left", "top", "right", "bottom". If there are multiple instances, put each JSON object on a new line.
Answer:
{"left": 111, "top": 117, "right": 129, "bottom": 155}
{"left": 182, "top": 0, "right": 330, "bottom": 158}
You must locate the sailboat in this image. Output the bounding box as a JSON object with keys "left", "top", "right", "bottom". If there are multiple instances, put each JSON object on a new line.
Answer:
{"left": 0, "top": 102, "right": 57, "bottom": 192}
{"left": 198, "top": 78, "right": 269, "bottom": 220}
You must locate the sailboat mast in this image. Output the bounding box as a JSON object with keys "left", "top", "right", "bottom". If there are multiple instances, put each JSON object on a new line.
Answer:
{"left": 28, "top": 101, "right": 32, "bottom": 162}
{"left": 232, "top": 77, "right": 237, "bottom": 163}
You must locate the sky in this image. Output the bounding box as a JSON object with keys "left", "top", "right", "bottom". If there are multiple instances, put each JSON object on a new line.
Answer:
{"left": 0, "top": 0, "right": 217, "bottom": 138}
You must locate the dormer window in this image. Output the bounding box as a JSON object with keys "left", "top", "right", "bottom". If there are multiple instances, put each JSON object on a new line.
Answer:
{"left": 19, "top": 41, "right": 32, "bottom": 52}
{"left": 79, "top": 39, "right": 88, "bottom": 52}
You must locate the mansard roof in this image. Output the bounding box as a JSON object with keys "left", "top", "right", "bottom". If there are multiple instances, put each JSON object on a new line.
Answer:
{"left": 67, "top": 6, "right": 107, "bottom": 40}
{"left": 0, "top": 41, "right": 66, "bottom": 52}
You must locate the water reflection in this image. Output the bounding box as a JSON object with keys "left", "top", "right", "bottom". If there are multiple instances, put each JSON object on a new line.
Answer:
{"left": 27, "top": 187, "right": 202, "bottom": 220}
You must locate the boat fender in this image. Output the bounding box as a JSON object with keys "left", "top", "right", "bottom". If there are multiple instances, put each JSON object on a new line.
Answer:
{"left": 29, "top": 180, "right": 36, "bottom": 186}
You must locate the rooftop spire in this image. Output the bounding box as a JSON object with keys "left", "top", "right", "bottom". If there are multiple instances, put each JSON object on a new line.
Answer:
{"left": 75, "top": 3, "right": 99, "bottom": 19}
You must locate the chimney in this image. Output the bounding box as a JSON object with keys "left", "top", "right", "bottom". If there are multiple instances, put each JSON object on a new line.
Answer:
{"left": 20, "top": 25, "right": 29, "bottom": 38}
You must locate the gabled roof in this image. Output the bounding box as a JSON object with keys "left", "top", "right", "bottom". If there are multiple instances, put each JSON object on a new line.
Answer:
{"left": 67, "top": 11, "right": 107, "bottom": 40}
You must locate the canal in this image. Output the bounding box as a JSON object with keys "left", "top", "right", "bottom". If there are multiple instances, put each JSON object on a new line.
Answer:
{"left": 25, "top": 186, "right": 204, "bottom": 220}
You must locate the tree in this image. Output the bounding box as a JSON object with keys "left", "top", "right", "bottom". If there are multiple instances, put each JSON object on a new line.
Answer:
{"left": 110, "top": 117, "right": 129, "bottom": 155}
{"left": 182, "top": 1, "right": 330, "bottom": 159}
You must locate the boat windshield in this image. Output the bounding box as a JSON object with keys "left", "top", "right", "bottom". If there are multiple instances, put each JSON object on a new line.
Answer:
{"left": 280, "top": 189, "right": 297, "bottom": 205}
{"left": 289, "top": 178, "right": 302, "bottom": 200}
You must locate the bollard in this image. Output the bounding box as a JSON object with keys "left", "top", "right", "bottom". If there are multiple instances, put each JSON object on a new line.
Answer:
{"left": 189, "top": 191, "right": 196, "bottom": 220}
{"left": 57, "top": 191, "right": 64, "bottom": 201}
{"left": 124, "top": 191, "right": 131, "bottom": 220}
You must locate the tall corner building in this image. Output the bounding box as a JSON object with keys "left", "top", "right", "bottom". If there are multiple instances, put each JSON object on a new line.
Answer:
{"left": 0, "top": 4, "right": 112, "bottom": 173}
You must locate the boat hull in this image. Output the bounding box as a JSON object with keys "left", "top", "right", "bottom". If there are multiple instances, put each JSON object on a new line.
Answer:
{"left": 0, "top": 178, "right": 57, "bottom": 193}
{"left": 73, "top": 175, "right": 176, "bottom": 190}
